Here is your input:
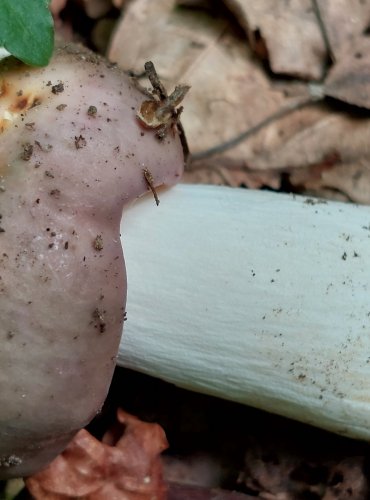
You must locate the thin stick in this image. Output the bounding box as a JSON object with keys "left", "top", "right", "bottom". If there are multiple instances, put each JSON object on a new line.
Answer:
{"left": 143, "top": 168, "right": 160, "bottom": 206}
{"left": 144, "top": 61, "right": 168, "bottom": 100}
{"left": 190, "top": 95, "right": 318, "bottom": 162}
{"left": 311, "top": 0, "right": 335, "bottom": 65}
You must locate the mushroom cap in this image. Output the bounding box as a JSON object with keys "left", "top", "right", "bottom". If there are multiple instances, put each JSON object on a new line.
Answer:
{"left": 0, "top": 45, "right": 184, "bottom": 478}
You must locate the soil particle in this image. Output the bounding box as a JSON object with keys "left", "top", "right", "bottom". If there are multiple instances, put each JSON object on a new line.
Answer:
{"left": 49, "top": 189, "right": 61, "bottom": 198}
{"left": 21, "top": 143, "right": 33, "bottom": 161}
{"left": 93, "top": 308, "right": 106, "bottom": 333}
{"left": 51, "top": 82, "right": 64, "bottom": 94}
{"left": 35, "top": 140, "right": 53, "bottom": 152}
{"left": 88, "top": 105, "right": 97, "bottom": 116}
{"left": 75, "top": 135, "right": 87, "bottom": 149}
{"left": 93, "top": 234, "right": 103, "bottom": 251}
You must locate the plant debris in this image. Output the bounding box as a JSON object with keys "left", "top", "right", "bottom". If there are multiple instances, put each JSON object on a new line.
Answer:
{"left": 143, "top": 167, "right": 160, "bottom": 206}
{"left": 136, "top": 60, "right": 190, "bottom": 140}
{"left": 107, "top": 0, "right": 370, "bottom": 202}
{"left": 25, "top": 409, "right": 168, "bottom": 499}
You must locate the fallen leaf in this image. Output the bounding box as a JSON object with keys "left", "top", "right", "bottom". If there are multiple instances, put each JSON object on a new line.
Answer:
{"left": 316, "top": 0, "right": 370, "bottom": 61}
{"left": 163, "top": 453, "right": 225, "bottom": 488}
{"left": 289, "top": 160, "right": 370, "bottom": 204}
{"left": 231, "top": 105, "right": 357, "bottom": 170}
{"left": 324, "top": 37, "right": 370, "bottom": 109}
{"left": 223, "top": 0, "right": 326, "bottom": 80}
{"left": 239, "top": 445, "right": 368, "bottom": 499}
{"left": 108, "top": 0, "right": 287, "bottom": 165}
{"left": 25, "top": 409, "right": 168, "bottom": 499}
{"left": 109, "top": 0, "right": 178, "bottom": 72}
{"left": 323, "top": 457, "right": 368, "bottom": 500}
{"left": 183, "top": 163, "right": 281, "bottom": 190}
{"left": 108, "top": 0, "right": 370, "bottom": 203}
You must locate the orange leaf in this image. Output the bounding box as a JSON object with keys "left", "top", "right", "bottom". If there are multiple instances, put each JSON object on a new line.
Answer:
{"left": 26, "top": 409, "right": 168, "bottom": 500}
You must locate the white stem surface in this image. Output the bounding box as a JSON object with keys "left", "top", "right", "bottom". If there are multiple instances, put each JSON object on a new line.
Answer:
{"left": 119, "top": 184, "right": 370, "bottom": 440}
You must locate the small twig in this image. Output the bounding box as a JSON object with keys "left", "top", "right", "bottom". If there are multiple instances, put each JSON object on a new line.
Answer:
{"left": 311, "top": 0, "right": 335, "bottom": 66}
{"left": 190, "top": 95, "right": 320, "bottom": 162}
{"left": 144, "top": 61, "right": 168, "bottom": 100}
{"left": 136, "top": 62, "right": 190, "bottom": 141}
{"left": 143, "top": 168, "right": 160, "bottom": 206}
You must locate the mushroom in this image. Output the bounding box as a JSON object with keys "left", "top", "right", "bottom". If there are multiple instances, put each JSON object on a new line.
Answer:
{"left": 0, "top": 45, "right": 185, "bottom": 478}
{"left": 119, "top": 184, "right": 370, "bottom": 441}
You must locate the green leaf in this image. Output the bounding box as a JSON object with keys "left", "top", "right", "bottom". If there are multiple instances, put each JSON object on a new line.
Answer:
{"left": 0, "top": 0, "right": 54, "bottom": 67}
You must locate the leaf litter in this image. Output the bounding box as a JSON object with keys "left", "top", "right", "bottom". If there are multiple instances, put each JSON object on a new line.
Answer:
{"left": 107, "top": 0, "right": 370, "bottom": 202}
{"left": 25, "top": 368, "right": 370, "bottom": 499}
{"left": 25, "top": 409, "right": 168, "bottom": 500}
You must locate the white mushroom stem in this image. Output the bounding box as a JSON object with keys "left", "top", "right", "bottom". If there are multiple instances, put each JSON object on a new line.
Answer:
{"left": 119, "top": 184, "right": 370, "bottom": 440}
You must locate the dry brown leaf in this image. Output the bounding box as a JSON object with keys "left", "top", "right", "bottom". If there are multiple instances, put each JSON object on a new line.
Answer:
{"left": 206, "top": 102, "right": 370, "bottom": 203}
{"left": 317, "top": 0, "right": 370, "bottom": 60}
{"left": 25, "top": 409, "right": 168, "bottom": 500}
{"left": 109, "top": 0, "right": 177, "bottom": 71}
{"left": 323, "top": 458, "right": 368, "bottom": 500}
{"left": 324, "top": 37, "right": 370, "bottom": 109}
{"left": 108, "top": 0, "right": 326, "bottom": 177}
{"left": 108, "top": 0, "right": 287, "bottom": 163}
{"left": 234, "top": 105, "right": 370, "bottom": 170}
{"left": 223, "top": 0, "right": 326, "bottom": 80}
{"left": 239, "top": 447, "right": 368, "bottom": 499}
{"left": 189, "top": 103, "right": 370, "bottom": 203}
{"left": 108, "top": 0, "right": 370, "bottom": 203}
{"left": 289, "top": 160, "right": 370, "bottom": 204}
{"left": 183, "top": 164, "right": 281, "bottom": 190}
{"left": 163, "top": 453, "right": 225, "bottom": 488}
